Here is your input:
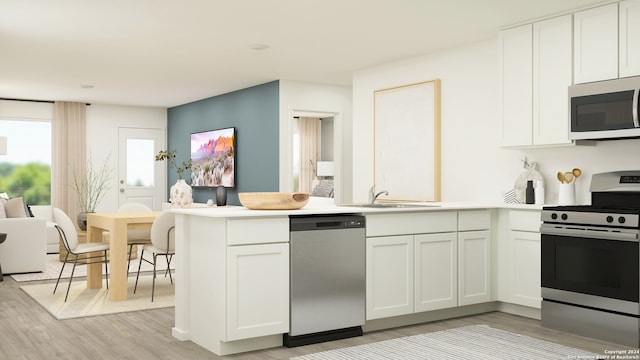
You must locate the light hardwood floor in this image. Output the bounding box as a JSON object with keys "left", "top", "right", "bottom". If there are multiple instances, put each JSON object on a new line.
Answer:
{"left": 0, "top": 275, "right": 635, "bottom": 359}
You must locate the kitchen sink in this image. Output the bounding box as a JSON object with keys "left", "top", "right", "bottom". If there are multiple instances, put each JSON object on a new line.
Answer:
{"left": 338, "top": 203, "right": 440, "bottom": 208}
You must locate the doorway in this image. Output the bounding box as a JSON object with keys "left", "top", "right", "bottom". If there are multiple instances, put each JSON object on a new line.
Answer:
{"left": 117, "top": 127, "right": 164, "bottom": 210}
{"left": 292, "top": 111, "right": 336, "bottom": 199}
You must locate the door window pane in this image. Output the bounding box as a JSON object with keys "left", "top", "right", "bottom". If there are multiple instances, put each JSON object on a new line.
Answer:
{"left": 126, "top": 139, "right": 154, "bottom": 187}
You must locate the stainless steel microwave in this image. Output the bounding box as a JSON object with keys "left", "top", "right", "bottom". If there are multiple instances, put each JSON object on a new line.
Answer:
{"left": 569, "top": 76, "right": 640, "bottom": 140}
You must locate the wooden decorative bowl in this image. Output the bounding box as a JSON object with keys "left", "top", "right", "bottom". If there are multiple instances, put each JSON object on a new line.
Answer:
{"left": 238, "top": 192, "right": 310, "bottom": 210}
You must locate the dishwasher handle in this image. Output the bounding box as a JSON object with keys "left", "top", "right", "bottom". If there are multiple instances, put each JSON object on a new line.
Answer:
{"left": 290, "top": 215, "right": 365, "bottom": 231}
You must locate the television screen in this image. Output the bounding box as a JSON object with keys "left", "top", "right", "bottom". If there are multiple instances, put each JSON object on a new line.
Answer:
{"left": 190, "top": 127, "right": 235, "bottom": 188}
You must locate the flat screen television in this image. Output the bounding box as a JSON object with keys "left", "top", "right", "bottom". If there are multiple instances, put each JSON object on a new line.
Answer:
{"left": 190, "top": 127, "right": 235, "bottom": 188}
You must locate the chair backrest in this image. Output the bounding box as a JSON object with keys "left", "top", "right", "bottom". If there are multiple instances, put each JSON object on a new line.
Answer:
{"left": 53, "top": 208, "right": 79, "bottom": 252}
{"left": 118, "top": 203, "right": 152, "bottom": 240}
{"left": 117, "top": 203, "right": 152, "bottom": 212}
{"left": 150, "top": 211, "right": 175, "bottom": 252}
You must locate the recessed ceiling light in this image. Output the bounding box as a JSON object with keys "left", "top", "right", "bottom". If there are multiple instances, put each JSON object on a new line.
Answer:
{"left": 80, "top": 84, "right": 94, "bottom": 89}
{"left": 250, "top": 44, "right": 269, "bottom": 51}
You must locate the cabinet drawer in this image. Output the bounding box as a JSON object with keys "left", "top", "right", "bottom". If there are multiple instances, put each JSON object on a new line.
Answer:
{"left": 366, "top": 212, "right": 457, "bottom": 237}
{"left": 458, "top": 210, "right": 491, "bottom": 231}
{"left": 509, "top": 210, "right": 541, "bottom": 232}
{"left": 227, "top": 217, "right": 289, "bottom": 245}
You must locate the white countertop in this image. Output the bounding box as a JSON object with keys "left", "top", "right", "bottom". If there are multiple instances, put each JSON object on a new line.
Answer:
{"left": 168, "top": 201, "right": 543, "bottom": 219}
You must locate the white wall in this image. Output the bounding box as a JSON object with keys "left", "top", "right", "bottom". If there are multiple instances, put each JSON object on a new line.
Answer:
{"left": 279, "top": 80, "right": 352, "bottom": 203}
{"left": 86, "top": 104, "right": 167, "bottom": 212}
{"left": 352, "top": 38, "right": 640, "bottom": 205}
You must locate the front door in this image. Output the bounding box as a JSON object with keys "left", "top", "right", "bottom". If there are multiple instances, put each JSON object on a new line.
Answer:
{"left": 118, "top": 127, "right": 164, "bottom": 210}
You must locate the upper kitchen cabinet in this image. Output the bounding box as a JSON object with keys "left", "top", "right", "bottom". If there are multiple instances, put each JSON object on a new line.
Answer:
{"left": 499, "top": 14, "right": 573, "bottom": 147}
{"left": 620, "top": 0, "right": 640, "bottom": 77}
{"left": 533, "top": 15, "right": 573, "bottom": 146}
{"left": 499, "top": 24, "right": 532, "bottom": 147}
{"left": 574, "top": 3, "right": 619, "bottom": 83}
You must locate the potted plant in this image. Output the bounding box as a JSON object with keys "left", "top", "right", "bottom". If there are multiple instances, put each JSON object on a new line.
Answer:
{"left": 73, "top": 154, "right": 114, "bottom": 230}
{"left": 155, "top": 149, "right": 193, "bottom": 207}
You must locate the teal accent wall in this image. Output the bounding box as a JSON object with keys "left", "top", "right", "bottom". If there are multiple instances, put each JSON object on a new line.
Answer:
{"left": 167, "top": 81, "right": 280, "bottom": 205}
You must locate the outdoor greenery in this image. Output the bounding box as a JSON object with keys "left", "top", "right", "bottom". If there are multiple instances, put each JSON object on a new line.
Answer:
{"left": 0, "top": 162, "right": 51, "bottom": 205}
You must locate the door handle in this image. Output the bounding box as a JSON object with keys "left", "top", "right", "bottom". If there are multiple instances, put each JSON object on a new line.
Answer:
{"left": 633, "top": 89, "right": 639, "bottom": 128}
{"left": 120, "top": 188, "right": 124, "bottom": 193}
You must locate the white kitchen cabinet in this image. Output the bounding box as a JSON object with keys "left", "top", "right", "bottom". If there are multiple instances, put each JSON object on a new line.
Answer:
{"left": 620, "top": 0, "right": 640, "bottom": 77}
{"left": 499, "top": 24, "right": 532, "bottom": 147}
{"left": 533, "top": 14, "right": 573, "bottom": 146}
{"left": 499, "top": 14, "right": 573, "bottom": 147}
{"left": 511, "top": 230, "right": 541, "bottom": 308}
{"left": 226, "top": 243, "right": 289, "bottom": 341}
{"left": 366, "top": 235, "right": 414, "bottom": 320}
{"left": 458, "top": 210, "right": 492, "bottom": 306}
{"left": 414, "top": 232, "right": 457, "bottom": 312}
{"left": 498, "top": 210, "right": 542, "bottom": 309}
{"left": 574, "top": 3, "right": 619, "bottom": 83}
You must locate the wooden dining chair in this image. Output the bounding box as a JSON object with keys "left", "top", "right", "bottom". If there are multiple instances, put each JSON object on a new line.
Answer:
{"left": 134, "top": 211, "right": 175, "bottom": 301}
{"left": 53, "top": 208, "right": 110, "bottom": 302}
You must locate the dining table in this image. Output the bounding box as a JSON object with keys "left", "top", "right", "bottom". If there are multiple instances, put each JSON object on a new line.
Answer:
{"left": 86, "top": 211, "right": 161, "bottom": 301}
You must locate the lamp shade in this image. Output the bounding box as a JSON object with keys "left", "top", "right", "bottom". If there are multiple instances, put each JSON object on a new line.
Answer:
{"left": 316, "top": 161, "right": 334, "bottom": 177}
{"left": 0, "top": 137, "right": 6, "bottom": 155}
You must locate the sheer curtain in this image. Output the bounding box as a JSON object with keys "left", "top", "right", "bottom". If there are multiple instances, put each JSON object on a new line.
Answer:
{"left": 52, "top": 101, "right": 86, "bottom": 220}
{"left": 298, "top": 117, "right": 320, "bottom": 193}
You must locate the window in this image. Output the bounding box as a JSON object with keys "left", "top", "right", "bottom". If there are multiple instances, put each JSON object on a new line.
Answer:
{"left": 0, "top": 120, "right": 52, "bottom": 205}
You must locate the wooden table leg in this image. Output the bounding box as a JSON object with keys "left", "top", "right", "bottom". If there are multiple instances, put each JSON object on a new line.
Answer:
{"left": 108, "top": 219, "right": 129, "bottom": 301}
{"left": 86, "top": 225, "right": 105, "bottom": 289}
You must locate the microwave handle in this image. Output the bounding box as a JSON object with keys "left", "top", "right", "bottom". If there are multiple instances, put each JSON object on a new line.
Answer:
{"left": 634, "top": 88, "right": 639, "bottom": 128}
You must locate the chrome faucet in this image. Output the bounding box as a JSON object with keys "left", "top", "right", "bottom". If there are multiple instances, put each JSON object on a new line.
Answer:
{"left": 369, "top": 186, "right": 389, "bottom": 204}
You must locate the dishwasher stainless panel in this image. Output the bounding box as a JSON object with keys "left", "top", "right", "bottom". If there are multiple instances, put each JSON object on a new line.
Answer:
{"left": 286, "top": 214, "right": 365, "bottom": 346}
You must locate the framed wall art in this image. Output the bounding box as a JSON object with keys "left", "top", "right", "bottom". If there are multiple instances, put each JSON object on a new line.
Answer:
{"left": 374, "top": 79, "right": 441, "bottom": 202}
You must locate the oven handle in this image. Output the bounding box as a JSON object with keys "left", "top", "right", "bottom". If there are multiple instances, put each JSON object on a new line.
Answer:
{"left": 634, "top": 88, "right": 639, "bottom": 128}
{"left": 540, "top": 223, "right": 639, "bottom": 242}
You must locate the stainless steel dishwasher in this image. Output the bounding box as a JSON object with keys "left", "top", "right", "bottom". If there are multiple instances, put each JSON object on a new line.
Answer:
{"left": 284, "top": 214, "right": 366, "bottom": 347}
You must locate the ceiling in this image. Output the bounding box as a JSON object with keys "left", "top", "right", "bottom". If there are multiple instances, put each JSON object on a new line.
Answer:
{"left": 0, "top": 0, "right": 609, "bottom": 108}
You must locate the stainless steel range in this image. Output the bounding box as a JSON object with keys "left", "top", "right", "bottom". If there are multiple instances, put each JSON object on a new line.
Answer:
{"left": 541, "top": 171, "right": 640, "bottom": 347}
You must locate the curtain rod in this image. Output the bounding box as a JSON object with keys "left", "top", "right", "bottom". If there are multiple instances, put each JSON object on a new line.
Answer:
{"left": 0, "top": 98, "right": 91, "bottom": 106}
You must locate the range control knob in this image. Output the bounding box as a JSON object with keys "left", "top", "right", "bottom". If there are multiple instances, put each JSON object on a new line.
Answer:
{"left": 551, "top": 213, "right": 558, "bottom": 220}
{"left": 606, "top": 216, "right": 614, "bottom": 223}
{"left": 619, "top": 216, "right": 626, "bottom": 224}
{"left": 561, "top": 213, "right": 568, "bottom": 221}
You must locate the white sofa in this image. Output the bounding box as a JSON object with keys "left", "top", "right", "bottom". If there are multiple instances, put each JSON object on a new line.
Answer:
{"left": 0, "top": 217, "right": 47, "bottom": 274}
{"left": 30, "top": 205, "right": 61, "bottom": 254}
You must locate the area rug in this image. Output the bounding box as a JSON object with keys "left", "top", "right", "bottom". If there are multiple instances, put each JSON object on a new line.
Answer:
{"left": 290, "top": 325, "right": 598, "bottom": 360}
{"left": 20, "top": 274, "right": 174, "bottom": 320}
{"left": 10, "top": 251, "right": 173, "bottom": 282}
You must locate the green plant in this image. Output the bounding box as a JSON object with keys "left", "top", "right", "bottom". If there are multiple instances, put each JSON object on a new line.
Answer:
{"left": 155, "top": 149, "right": 192, "bottom": 180}
{"left": 73, "top": 154, "right": 113, "bottom": 213}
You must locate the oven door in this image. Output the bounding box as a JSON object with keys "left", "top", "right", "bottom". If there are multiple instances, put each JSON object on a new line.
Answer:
{"left": 540, "top": 224, "right": 639, "bottom": 315}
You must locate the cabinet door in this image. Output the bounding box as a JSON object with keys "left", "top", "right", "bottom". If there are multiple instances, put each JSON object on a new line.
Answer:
{"left": 366, "top": 235, "right": 414, "bottom": 320}
{"left": 574, "top": 3, "right": 619, "bottom": 83}
{"left": 226, "top": 243, "right": 289, "bottom": 341}
{"left": 414, "top": 233, "right": 457, "bottom": 312}
{"left": 458, "top": 230, "right": 491, "bottom": 306}
{"left": 533, "top": 15, "right": 573, "bottom": 146}
{"left": 499, "top": 24, "right": 533, "bottom": 147}
{"left": 512, "top": 230, "right": 542, "bottom": 309}
{"left": 620, "top": 0, "right": 640, "bottom": 77}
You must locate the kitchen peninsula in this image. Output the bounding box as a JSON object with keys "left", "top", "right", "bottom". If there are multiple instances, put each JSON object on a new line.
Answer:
{"left": 170, "top": 201, "right": 542, "bottom": 356}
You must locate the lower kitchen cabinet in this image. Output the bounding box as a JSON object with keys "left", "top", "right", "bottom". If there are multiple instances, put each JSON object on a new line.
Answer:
{"left": 511, "top": 230, "right": 541, "bottom": 308}
{"left": 497, "top": 209, "right": 542, "bottom": 309}
{"left": 226, "top": 243, "right": 290, "bottom": 341}
{"left": 366, "top": 235, "right": 414, "bottom": 320}
{"left": 458, "top": 230, "right": 491, "bottom": 306}
{"left": 414, "top": 233, "right": 457, "bottom": 312}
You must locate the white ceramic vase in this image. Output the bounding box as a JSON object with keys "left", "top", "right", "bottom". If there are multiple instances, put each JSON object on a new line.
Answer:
{"left": 170, "top": 179, "right": 193, "bottom": 207}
